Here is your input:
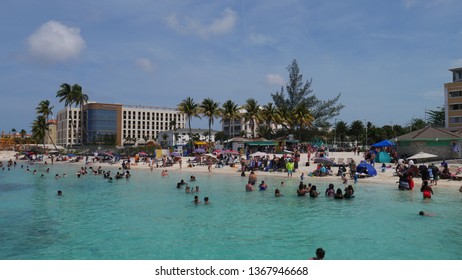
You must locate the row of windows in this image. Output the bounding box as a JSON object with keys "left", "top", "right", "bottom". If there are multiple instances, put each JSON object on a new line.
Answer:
{"left": 449, "top": 91, "right": 462, "bottom": 98}
{"left": 449, "top": 104, "right": 462, "bottom": 110}
{"left": 123, "top": 111, "right": 182, "bottom": 121}
{"left": 449, "top": 117, "right": 462, "bottom": 124}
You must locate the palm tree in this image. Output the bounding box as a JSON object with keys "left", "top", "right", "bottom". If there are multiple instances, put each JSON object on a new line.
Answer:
{"left": 178, "top": 97, "right": 200, "bottom": 153}
{"left": 72, "top": 84, "right": 88, "bottom": 146}
{"left": 242, "top": 98, "right": 260, "bottom": 138}
{"left": 19, "top": 129, "right": 27, "bottom": 146}
{"left": 36, "top": 99, "right": 58, "bottom": 149}
{"left": 220, "top": 99, "right": 241, "bottom": 138}
{"left": 56, "top": 83, "right": 75, "bottom": 147}
{"left": 169, "top": 120, "right": 177, "bottom": 131}
{"left": 260, "top": 102, "right": 279, "bottom": 138}
{"left": 31, "top": 116, "right": 47, "bottom": 148}
{"left": 35, "top": 100, "right": 54, "bottom": 121}
{"left": 56, "top": 83, "right": 87, "bottom": 146}
{"left": 293, "top": 103, "right": 314, "bottom": 141}
{"left": 200, "top": 98, "right": 220, "bottom": 151}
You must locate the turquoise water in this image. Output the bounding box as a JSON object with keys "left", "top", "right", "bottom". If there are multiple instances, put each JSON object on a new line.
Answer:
{"left": 1, "top": 162, "right": 461, "bottom": 260}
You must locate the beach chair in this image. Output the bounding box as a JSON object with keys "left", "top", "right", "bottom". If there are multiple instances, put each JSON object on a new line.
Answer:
{"left": 347, "top": 158, "right": 353, "bottom": 164}
{"left": 337, "top": 158, "right": 344, "bottom": 165}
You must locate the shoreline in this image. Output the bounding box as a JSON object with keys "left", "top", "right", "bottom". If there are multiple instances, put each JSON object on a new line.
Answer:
{"left": 3, "top": 150, "right": 462, "bottom": 191}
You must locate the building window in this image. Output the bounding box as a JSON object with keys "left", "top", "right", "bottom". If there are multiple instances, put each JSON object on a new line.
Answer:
{"left": 449, "top": 91, "right": 462, "bottom": 98}
{"left": 450, "top": 117, "right": 462, "bottom": 124}
{"left": 449, "top": 104, "right": 462, "bottom": 110}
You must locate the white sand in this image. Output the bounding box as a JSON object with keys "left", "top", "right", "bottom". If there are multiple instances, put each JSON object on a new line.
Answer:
{"left": 2, "top": 150, "right": 462, "bottom": 191}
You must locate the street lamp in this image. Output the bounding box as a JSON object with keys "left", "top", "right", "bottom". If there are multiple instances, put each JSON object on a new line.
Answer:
{"left": 334, "top": 118, "right": 337, "bottom": 147}
{"left": 363, "top": 119, "right": 368, "bottom": 147}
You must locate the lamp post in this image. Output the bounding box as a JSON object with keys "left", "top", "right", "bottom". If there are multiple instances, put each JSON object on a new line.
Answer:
{"left": 363, "top": 119, "right": 368, "bottom": 147}
{"left": 334, "top": 118, "right": 337, "bottom": 148}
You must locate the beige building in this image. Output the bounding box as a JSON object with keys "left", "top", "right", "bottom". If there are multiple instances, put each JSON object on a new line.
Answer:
{"left": 445, "top": 67, "right": 462, "bottom": 129}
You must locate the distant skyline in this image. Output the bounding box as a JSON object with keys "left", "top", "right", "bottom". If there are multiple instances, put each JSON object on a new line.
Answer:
{"left": 2, "top": 0, "right": 462, "bottom": 133}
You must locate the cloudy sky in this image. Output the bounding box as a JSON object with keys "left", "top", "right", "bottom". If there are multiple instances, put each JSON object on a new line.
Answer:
{"left": 1, "top": 0, "right": 462, "bottom": 133}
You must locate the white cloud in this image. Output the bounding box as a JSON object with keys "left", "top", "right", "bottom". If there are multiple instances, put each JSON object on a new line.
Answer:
{"left": 135, "top": 58, "right": 154, "bottom": 73}
{"left": 27, "top": 21, "right": 85, "bottom": 64}
{"left": 266, "top": 74, "right": 285, "bottom": 86}
{"left": 166, "top": 8, "right": 237, "bottom": 38}
{"left": 248, "top": 33, "right": 276, "bottom": 46}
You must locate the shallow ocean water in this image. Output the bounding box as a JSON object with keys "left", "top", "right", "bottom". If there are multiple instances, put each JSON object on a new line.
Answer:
{"left": 1, "top": 162, "right": 461, "bottom": 260}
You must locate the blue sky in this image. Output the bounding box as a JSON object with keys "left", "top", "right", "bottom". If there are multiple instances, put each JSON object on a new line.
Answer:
{"left": 1, "top": 0, "right": 462, "bottom": 133}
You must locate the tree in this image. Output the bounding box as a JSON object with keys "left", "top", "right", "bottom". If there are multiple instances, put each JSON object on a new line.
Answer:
{"left": 72, "top": 84, "right": 88, "bottom": 145}
{"left": 426, "top": 106, "right": 445, "bottom": 127}
{"left": 407, "top": 118, "right": 427, "bottom": 132}
{"left": 200, "top": 98, "right": 220, "bottom": 151}
{"left": 349, "top": 120, "right": 365, "bottom": 143}
{"left": 214, "top": 131, "right": 228, "bottom": 145}
{"left": 260, "top": 102, "right": 279, "bottom": 137}
{"left": 242, "top": 98, "right": 260, "bottom": 138}
{"left": 334, "top": 120, "right": 349, "bottom": 145}
{"left": 221, "top": 99, "right": 241, "bottom": 138}
{"left": 35, "top": 99, "right": 58, "bottom": 149}
{"left": 169, "top": 120, "right": 177, "bottom": 131}
{"left": 35, "top": 100, "right": 54, "bottom": 121}
{"left": 293, "top": 102, "right": 314, "bottom": 141}
{"left": 271, "top": 59, "right": 344, "bottom": 130}
{"left": 31, "top": 115, "right": 47, "bottom": 148}
{"left": 178, "top": 97, "right": 200, "bottom": 152}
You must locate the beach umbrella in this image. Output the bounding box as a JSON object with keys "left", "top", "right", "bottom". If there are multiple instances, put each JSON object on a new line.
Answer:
{"left": 313, "top": 157, "right": 335, "bottom": 165}
{"left": 250, "top": 151, "right": 268, "bottom": 157}
{"left": 407, "top": 152, "right": 438, "bottom": 160}
{"left": 205, "top": 153, "right": 217, "bottom": 159}
{"left": 194, "top": 148, "right": 206, "bottom": 154}
{"left": 222, "top": 149, "right": 240, "bottom": 155}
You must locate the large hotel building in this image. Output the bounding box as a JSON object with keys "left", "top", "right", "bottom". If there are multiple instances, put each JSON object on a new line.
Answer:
{"left": 445, "top": 67, "right": 462, "bottom": 130}
{"left": 56, "top": 102, "right": 186, "bottom": 147}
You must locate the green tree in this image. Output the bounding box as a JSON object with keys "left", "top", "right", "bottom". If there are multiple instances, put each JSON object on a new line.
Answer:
{"left": 271, "top": 59, "right": 344, "bottom": 130}
{"left": 349, "top": 120, "right": 365, "bottom": 144}
{"left": 242, "top": 98, "right": 261, "bottom": 138}
{"left": 72, "top": 84, "right": 89, "bottom": 145}
{"left": 426, "top": 106, "right": 445, "bottom": 127}
{"left": 407, "top": 118, "right": 427, "bottom": 132}
{"left": 178, "top": 97, "right": 200, "bottom": 152}
{"left": 200, "top": 98, "right": 220, "bottom": 151}
{"left": 293, "top": 103, "right": 314, "bottom": 141}
{"left": 31, "top": 115, "right": 47, "bottom": 148}
{"left": 221, "top": 99, "right": 241, "bottom": 138}
{"left": 35, "top": 99, "right": 58, "bottom": 149}
{"left": 334, "top": 120, "right": 349, "bottom": 145}
{"left": 260, "top": 102, "right": 279, "bottom": 138}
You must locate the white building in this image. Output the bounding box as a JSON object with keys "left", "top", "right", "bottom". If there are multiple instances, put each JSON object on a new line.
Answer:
{"left": 56, "top": 102, "right": 186, "bottom": 147}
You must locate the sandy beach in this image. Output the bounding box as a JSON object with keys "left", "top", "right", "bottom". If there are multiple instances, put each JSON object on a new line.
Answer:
{"left": 3, "top": 149, "right": 462, "bottom": 191}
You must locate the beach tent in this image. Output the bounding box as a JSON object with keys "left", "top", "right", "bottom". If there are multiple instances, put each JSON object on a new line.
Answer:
{"left": 356, "top": 161, "right": 377, "bottom": 177}
{"left": 371, "top": 139, "right": 395, "bottom": 148}
{"left": 376, "top": 151, "right": 392, "bottom": 163}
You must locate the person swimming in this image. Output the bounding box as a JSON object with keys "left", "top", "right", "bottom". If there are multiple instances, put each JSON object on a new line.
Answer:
{"left": 259, "top": 180, "right": 268, "bottom": 191}
{"left": 325, "top": 183, "right": 335, "bottom": 197}
{"left": 310, "top": 248, "right": 325, "bottom": 260}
